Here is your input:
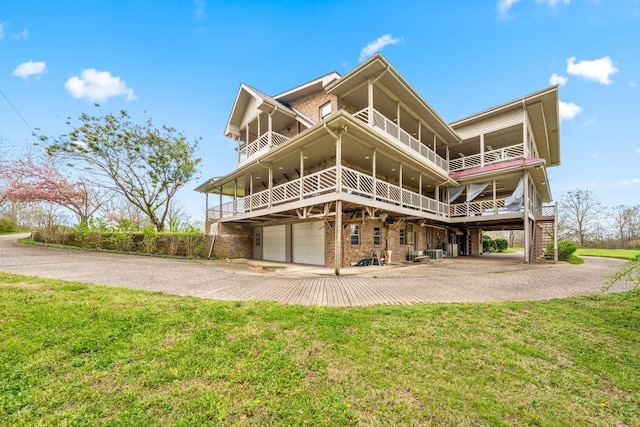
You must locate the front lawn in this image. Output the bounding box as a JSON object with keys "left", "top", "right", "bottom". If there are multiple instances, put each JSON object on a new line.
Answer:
{"left": 1, "top": 272, "right": 638, "bottom": 425}
{"left": 576, "top": 248, "right": 640, "bottom": 261}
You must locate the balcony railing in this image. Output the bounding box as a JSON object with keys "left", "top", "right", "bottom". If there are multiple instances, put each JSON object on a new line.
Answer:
{"left": 237, "top": 131, "right": 289, "bottom": 164}
{"left": 353, "top": 108, "right": 449, "bottom": 172}
{"left": 534, "top": 203, "right": 556, "bottom": 218}
{"left": 449, "top": 199, "right": 509, "bottom": 218}
{"left": 449, "top": 145, "right": 525, "bottom": 172}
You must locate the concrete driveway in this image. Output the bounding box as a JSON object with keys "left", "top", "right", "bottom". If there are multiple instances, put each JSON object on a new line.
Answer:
{"left": 0, "top": 234, "right": 635, "bottom": 306}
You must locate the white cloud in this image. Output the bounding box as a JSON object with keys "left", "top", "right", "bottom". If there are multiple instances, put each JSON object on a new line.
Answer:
{"left": 13, "top": 28, "right": 28, "bottom": 40}
{"left": 558, "top": 100, "right": 581, "bottom": 122}
{"left": 630, "top": 80, "right": 638, "bottom": 88}
{"left": 536, "top": 0, "right": 570, "bottom": 6}
{"left": 497, "top": 0, "right": 521, "bottom": 18}
{"left": 578, "top": 115, "right": 597, "bottom": 128}
{"left": 622, "top": 178, "right": 640, "bottom": 186}
{"left": 359, "top": 34, "right": 401, "bottom": 62}
{"left": 12, "top": 60, "right": 47, "bottom": 79}
{"left": 550, "top": 73, "right": 568, "bottom": 87}
{"left": 193, "top": 0, "right": 206, "bottom": 20}
{"left": 566, "top": 56, "right": 618, "bottom": 85}
{"left": 65, "top": 69, "right": 136, "bottom": 103}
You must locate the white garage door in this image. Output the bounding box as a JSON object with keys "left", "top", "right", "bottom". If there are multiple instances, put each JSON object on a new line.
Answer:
{"left": 263, "top": 225, "right": 286, "bottom": 262}
{"left": 292, "top": 221, "right": 325, "bottom": 265}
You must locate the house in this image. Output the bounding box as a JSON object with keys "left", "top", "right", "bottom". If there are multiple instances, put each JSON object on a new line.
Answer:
{"left": 195, "top": 54, "right": 560, "bottom": 274}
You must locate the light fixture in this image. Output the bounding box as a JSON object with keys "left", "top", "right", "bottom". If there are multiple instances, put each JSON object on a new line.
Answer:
{"left": 256, "top": 176, "right": 260, "bottom": 180}
{"left": 303, "top": 156, "right": 308, "bottom": 159}
{"left": 278, "top": 166, "right": 283, "bottom": 170}
{"left": 458, "top": 153, "right": 465, "bottom": 158}
{"left": 365, "top": 156, "right": 370, "bottom": 159}
{"left": 411, "top": 177, "right": 415, "bottom": 180}
{"left": 391, "top": 168, "right": 396, "bottom": 171}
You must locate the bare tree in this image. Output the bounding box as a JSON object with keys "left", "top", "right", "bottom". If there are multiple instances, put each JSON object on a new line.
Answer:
{"left": 559, "top": 189, "right": 604, "bottom": 247}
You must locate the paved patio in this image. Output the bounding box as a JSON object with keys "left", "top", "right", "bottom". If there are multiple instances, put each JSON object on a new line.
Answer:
{"left": 0, "top": 234, "right": 635, "bottom": 306}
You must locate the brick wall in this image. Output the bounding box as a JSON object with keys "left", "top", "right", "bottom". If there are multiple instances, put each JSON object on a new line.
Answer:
{"left": 205, "top": 221, "right": 253, "bottom": 259}
{"left": 289, "top": 91, "right": 337, "bottom": 122}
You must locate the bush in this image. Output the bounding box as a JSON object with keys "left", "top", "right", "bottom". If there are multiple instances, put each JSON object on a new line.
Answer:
{"left": 494, "top": 238, "right": 508, "bottom": 253}
{"left": 0, "top": 218, "right": 18, "bottom": 233}
{"left": 482, "top": 235, "right": 497, "bottom": 253}
{"left": 546, "top": 240, "right": 578, "bottom": 261}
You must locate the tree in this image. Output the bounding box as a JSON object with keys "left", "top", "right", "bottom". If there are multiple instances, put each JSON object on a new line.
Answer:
{"left": 43, "top": 109, "right": 201, "bottom": 231}
{"left": 559, "top": 189, "right": 604, "bottom": 246}
{"left": 0, "top": 157, "right": 106, "bottom": 224}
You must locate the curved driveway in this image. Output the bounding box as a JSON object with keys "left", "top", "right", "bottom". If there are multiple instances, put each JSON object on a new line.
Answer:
{"left": 0, "top": 234, "right": 635, "bottom": 306}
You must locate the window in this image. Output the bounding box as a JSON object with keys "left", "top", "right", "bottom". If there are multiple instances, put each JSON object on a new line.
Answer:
{"left": 320, "top": 102, "right": 332, "bottom": 120}
{"left": 255, "top": 232, "right": 261, "bottom": 247}
{"left": 399, "top": 228, "right": 405, "bottom": 245}
{"left": 350, "top": 224, "right": 360, "bottom": 245}
{"left": 406, "top": 224, "right": 414, "bottom": 245}
{"left": 373, "top": 227, "right": 381, "bottom": 246}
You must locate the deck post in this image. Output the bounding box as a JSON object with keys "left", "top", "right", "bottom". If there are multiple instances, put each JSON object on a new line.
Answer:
{"left": 372, "top": 149, "right": 377, "bottom": 199}
{"left": 480, "top": 134, "right": 485, "bottom": 168}
{"left": 367, "top": 80, "right": 373, "bottom": 125}
{"left": 299, "top": 151, "right": 304, "bottom": 200}
{"left": 523, "top": 172, "right": 531, "bottom": 263}
{"left": 335, "top": 200, "right": 343, "bottom": 276}
{"left": 553, "top": 201, "right": 559, "bottom": 264}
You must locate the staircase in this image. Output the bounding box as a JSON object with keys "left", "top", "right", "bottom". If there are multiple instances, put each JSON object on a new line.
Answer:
{"left": 533, "top": 220, "right": 555, "bottom": 261}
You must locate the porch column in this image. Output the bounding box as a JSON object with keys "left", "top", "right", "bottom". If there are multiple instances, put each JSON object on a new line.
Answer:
{"left": 233, "top": 179, "right": 238, "bottom": 215}
{"left": 523, "top": 172, "right": 531, "bottom": 263}
{"left": 522, "top": 115, "right": 528, "bottom": 158}
{"left": 336, "top": 131, "right": 343, "bottom": 193}
{"left": 249, "top": 173, "right": 253, "bottom": 212}
{"left": 398, "top": 162, "right": 403, "bottom": 207}
{"left": 205, "top": 193, "right": 209, "bottom": 219}
{"left": 268, "top": 165, "right": 273, "bottom": 208}
{"left": 299, "top": 151, "right": 304, "bottom": 200}
{"left": 372, "top": 149, "right": 377, "bottom": 200}
{"left": 268, "top": 112, "right": 273, "bottom": 147}
{"left": 480, "top": 134, "right": 485, "bottom": 168}
{"left": 492, "top": 179, "right": 497, "bottom": 214}
{"left": 367, "top": 80, "right": 373, "bottom": 125}
{"left": 335, "top": 200, "right": 343, "bottom": 276}
{"left": 419, "top": 173, "right": 423, "bottom": 210}
{"left": 219, "top": 189, "right": 223, "bottom": 220}
{"left": 257, "top": 114, "right": 261, "bottom": 141}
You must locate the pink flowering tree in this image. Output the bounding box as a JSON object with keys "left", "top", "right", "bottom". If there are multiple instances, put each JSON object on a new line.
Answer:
{"left": 0, "top": 158, "right": 106, "bottom": 224}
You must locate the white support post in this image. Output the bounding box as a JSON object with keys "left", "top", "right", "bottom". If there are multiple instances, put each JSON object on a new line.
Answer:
{"left": 219, "top": 189, "right": 222, "bottom": 219}
{"left": 553, "top": 201, "right": 558, "bottom": 264}
{"left": 480, "top": 134, "right": 485, "bottom": 168}
{"left": 336, "top": 131, "right": 342, "bottom": 193}
{"left": 372, "top": 149, "right": 377, "bottom": 200}
{"left": 367, "top": 80, "right": 373, "bottom": 125}
{"left": 493, "top": 179, "right": 497, "bottom": 214}
{"left": 419, "top": 173, "right": 423, "bottom": 210}
{"left": 399, "top": 162, "right": 403, "bottom": 207}
{"left": 249, "top": 173, "right": 253, "bottom": 212}
{"left": 299, "top": 151, "right": 304, "bottom": 200}
{"left": 268, "top": 166, "right": 273, "bottom": 208}
{"left": 233, "top": 180, "right": 238, "bottom": 215}
{"left": 268, "top": 113, "right": 273, "bottom": 148}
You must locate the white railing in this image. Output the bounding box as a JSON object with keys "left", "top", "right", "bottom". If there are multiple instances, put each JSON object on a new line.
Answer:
{"left": 207, "top": 165, "right": 534, "bottom": 222}
{"left": 341, "top": 167, "right": 447, "bottom": 217}
{"left": 207, "top": 167, "right": 337, "bottom": 220}
{"left": 449, "top": 199, "right": 510, "bottom": 218}
{"left": 353, "top": 108, "right": 449, "bottom": 172}
{"left": 449, "top": 145, "right": 525, "bottom": 172}
{"left": 534, "top": 203, "right": 556, "bottom": 218}
{"left": 237, "top": 131, "right": 289, "bottom": 164}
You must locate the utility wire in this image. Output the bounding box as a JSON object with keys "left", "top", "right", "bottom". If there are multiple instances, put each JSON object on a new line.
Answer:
{"left": 0, "top": 87, "right": 34, "bottom": 134}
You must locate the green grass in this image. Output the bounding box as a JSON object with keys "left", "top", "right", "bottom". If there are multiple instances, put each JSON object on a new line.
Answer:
{"left": 1, "top": 272, "right": 639, "bottom": 426}
{"left": 576, "top": 248, "right": 640, "bottom": 261}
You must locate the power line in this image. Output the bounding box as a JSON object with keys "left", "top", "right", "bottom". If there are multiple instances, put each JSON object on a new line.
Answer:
{"left": 0, "top": 87, "right": 34, "bottom": 134}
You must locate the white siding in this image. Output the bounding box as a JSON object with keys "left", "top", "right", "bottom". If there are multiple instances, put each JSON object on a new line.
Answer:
{"left": 454, "top": 109, "right": 524, "bottom": 140}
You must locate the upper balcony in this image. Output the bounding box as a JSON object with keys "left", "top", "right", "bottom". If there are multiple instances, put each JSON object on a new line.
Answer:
{"left": 353, "top": 107, "right": 449, "bottom": 173}
{"left": 449, "top": 144, "right": 525, "bottom": 173}
{"left": 237, "top": 131, "right": 289, "bottom": 165}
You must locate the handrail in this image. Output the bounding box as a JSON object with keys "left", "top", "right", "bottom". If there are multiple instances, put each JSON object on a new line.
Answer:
{"left": 353, "top": 108, "right": 449, "bottom": 172}
{"left": 237, "top": 131, "right": 289, "bottom": 164}
{"left": 449, "top": 145, "right": 525, "bottom": 172}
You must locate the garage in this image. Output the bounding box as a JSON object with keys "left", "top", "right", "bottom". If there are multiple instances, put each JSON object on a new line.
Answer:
{"left": 292, "top": 221, "right": 325, "bottom": 265}
{"left": 262, "top": 225, "right": 286, "bottom": 262}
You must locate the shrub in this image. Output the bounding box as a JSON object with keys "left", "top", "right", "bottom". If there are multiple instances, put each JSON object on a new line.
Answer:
{"left": 482, "top": 235, "right": 497, "bottom": 253}
{"left": 0, "top": 218, "right": 17, "bottom": 233}
{"left": 546, "top": 240, "right": 578, "bottom": 261}
{"left": 494, "top": 238, "right": 508, "bottom": 253}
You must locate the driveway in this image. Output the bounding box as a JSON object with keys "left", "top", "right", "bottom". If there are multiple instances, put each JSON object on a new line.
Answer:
{"left": 0, "top": 234, "right": 635, "bottom": 306}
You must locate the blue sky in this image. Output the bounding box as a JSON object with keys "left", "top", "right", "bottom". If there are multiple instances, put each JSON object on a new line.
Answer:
{"left": 2, "top": 0, "right": 639, "bottom": 220}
